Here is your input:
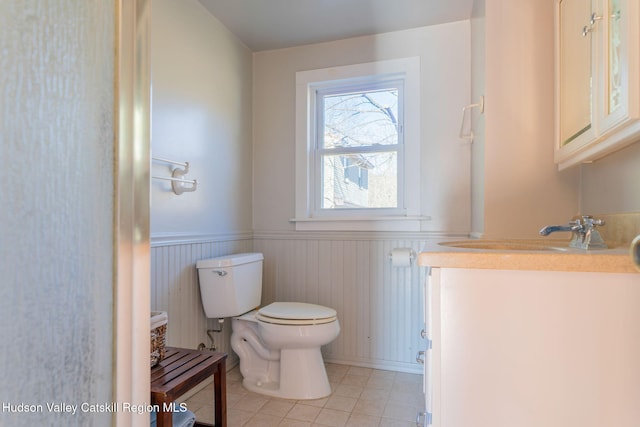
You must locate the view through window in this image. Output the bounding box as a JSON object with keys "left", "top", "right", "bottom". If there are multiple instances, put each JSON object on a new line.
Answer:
{"left": 317, "top": 81, "right": 403, "bottom": 211}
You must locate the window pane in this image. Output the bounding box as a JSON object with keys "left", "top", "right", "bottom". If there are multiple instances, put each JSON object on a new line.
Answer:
{"left": 321, "top": 152, "right": 397, "bottom": 209}
{"left": 322, "top": 88, "right": 399, "bottom": 149}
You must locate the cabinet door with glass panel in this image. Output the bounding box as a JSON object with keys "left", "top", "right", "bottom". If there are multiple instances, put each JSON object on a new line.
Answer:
{"left": 555, "top": 0, "right": 640, "bottom": 169}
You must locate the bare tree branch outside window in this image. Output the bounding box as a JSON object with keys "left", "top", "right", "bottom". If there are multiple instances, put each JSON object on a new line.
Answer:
{"left": 320, "top": 87, "right": 400, "bottom": 209}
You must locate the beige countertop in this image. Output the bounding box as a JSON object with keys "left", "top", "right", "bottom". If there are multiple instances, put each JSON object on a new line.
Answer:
{"left": 418, "top": 239, "right": 639, "bottom": 274}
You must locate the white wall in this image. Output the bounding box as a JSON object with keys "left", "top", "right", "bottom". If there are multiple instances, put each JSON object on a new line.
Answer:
{"left": 0, "top": 2, "right": 114, "bottom": 426}
{"left": 150, "top": 0, "right": 255, "bottom": 351}
{"left": 253, "top": 22, "right": 472, "bottom": 234}
{"left": 470, "top": 0, "right": 486, "bottom": 236}
{"left": 479, "top": 0, "right": 580, "bottom": 238}
{"left": 151, "top": 0, "right": 253, "bottom": 238}
{"left": 247, "top": 23, "right": 472, "bottom": 372}
{"left": 475, "top": 0, "right": 638, "bottom": 231}
{"left": 580, "top": 141, "right": 640, "bottom": 213}
{"left": 478, "top": 0, "right": 639, "bottom": 230}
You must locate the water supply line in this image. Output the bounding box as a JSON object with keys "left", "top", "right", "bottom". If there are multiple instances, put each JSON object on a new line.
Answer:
{"left": 197, "top": 318, "right": 224, "bottom": 351}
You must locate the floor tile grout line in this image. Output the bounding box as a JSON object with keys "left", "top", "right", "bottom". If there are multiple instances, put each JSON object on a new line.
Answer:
{"left": 186, "top": 363, "right": 425, "bottom": 426}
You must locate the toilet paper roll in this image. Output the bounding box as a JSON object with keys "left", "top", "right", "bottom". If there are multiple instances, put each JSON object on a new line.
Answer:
{"left": 390, "top": 248, "right": 414, "bottom": 267}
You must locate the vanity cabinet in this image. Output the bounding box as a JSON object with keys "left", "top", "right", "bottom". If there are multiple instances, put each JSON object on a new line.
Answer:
{"left": 555, "top": 0, "right": 640, "bottom": 169}
{"left": 422, "top": 267, "right": 640, "bottom": 427}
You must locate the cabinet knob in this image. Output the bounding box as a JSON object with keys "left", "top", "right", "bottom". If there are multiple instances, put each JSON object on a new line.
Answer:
{"left": 590, "top": 12, "right": 603, "bottom": 25}
{"left": 583, "top": 13, "right": 603, "bottom": 37}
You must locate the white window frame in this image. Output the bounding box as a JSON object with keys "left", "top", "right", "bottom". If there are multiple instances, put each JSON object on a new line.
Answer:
{"left": 294, "top": 57, "right": 422, "bottom": 231}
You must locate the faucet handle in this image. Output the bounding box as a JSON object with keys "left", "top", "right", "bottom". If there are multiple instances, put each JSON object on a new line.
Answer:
{"left": 581, "top": 215, "right": 605, "bottom": 228}
{"left": 567, "top": 219, "right": 584, "bottom": 232}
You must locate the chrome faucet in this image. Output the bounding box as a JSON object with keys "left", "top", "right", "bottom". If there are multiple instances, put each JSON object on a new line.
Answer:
{"left": 539, "top": 215, "right": 607, "bottom": 250}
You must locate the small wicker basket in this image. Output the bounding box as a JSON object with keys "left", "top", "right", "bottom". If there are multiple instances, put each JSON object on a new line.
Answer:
{"left": 150, "top": 311, "right": 168, "bottom": 367}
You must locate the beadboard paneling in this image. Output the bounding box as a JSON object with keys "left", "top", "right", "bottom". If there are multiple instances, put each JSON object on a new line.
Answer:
{"left": 150, "top": 236, "right": 253, "bottom": 362}
{"left": 152, "top": 233, "right": 441, "bottom": 374}
{"left": 254, "top": 235, "right": 433, "bottom": 374}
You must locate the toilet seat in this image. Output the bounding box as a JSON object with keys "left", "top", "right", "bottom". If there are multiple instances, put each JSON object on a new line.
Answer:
{"left": 256, "top": 302, "right": 337, "bottom": 325}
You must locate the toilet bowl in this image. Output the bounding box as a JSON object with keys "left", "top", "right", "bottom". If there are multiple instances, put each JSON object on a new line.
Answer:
{"left": 231, "top": 302, "right": 340, "bottom": 399}
{"left": 196, "top": 253, "right": 341, "bottom": 400}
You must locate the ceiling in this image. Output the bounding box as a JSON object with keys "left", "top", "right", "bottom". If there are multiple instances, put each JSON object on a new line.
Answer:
{"left": 198, "top": 0, "right": 476, "bottom": 52}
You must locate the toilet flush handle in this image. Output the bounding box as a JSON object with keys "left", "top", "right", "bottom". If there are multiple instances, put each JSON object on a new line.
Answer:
{"left": 212, "top": 270, "right": 227, "bottom": 277}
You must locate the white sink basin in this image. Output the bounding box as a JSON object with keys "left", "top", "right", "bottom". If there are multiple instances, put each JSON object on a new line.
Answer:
{"left": 439, "top": 240, "right": 569, "bottom": 251}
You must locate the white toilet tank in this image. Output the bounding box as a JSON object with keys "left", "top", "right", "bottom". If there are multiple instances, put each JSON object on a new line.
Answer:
{"left": 196, "top": 252, "right": 263, "bottom": 319}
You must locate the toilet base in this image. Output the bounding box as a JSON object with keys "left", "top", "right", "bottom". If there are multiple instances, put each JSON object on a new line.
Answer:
{"left": 241, "top": 348, "right": 332, "bottom": 400}
{"left": 231, "top": 312, "right": 340, "bottom": 400}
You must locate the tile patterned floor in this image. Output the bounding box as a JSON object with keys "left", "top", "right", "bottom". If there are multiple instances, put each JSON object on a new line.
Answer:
{"left": 183, "top": 363, "right": 425, "bottom": 427}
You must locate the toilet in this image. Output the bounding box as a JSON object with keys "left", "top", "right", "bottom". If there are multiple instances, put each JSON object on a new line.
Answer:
{"left": 196, "top": 252, "right": 340, "bottom": 400}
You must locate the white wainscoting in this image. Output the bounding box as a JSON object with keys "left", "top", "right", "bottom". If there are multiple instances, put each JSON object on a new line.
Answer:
{"left": 150, "top": 233, "right": 253, "bottom": 365}
{"left": 255, "top": 231, "right": 446, "bottom": 374}
{"left": 151, "top": 231, "right": 452, "bottom": 374}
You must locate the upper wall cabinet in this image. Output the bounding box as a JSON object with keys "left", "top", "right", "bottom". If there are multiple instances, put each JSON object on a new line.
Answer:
{"left": 555, "top": 0, "right": 640, "bottom": 169}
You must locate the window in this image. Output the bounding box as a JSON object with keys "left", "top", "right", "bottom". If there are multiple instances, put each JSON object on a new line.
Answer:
{"left": 295, "top": 57, "right": 422, "bottom": 231}
{"left": 317, "top": 79, "right": 402, "bottom": 212}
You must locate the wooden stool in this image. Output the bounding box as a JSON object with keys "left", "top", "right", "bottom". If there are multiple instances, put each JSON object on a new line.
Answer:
{"left": 151, "top": 347, "right": 227, "bottom": 427}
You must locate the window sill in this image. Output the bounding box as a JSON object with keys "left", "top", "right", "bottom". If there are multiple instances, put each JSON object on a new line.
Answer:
{"left": 290, "top": 216, "right": 431, "bottom": 232}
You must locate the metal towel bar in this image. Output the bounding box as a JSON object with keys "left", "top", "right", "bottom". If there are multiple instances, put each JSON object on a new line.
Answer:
{"left": 152, "top": 156, "right": 188, "bottom": 168}
{"left": 152, "top": 156, "right": 198, "bottom": 195}
{"left": 151, "top": 175, "right": 197, "bottom": 185}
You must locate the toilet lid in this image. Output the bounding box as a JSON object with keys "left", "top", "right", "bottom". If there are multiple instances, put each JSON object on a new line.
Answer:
{"left": 256, "top": 302, "right": 337, "bottom": 325}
